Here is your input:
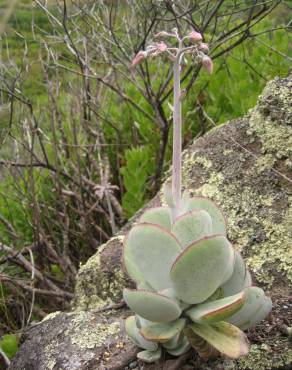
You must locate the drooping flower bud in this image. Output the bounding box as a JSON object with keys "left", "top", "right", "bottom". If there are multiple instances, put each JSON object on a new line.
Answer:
{"left": 202, "top": 55, "right": 213, "bottom": 75}
{"left": 131, "top": 51, "right": 147, "bottom": 68}
{"left": 198, "top": 43, "right": 209, "bottom": 54}
{"left": 154, "top": 31, "right": 170, "bottom": 38}
{"left": 188, "top": 31, "right": 203, "bottom": 43}
{"left": 156, "top": 41, "right": 167, "bottom": 52}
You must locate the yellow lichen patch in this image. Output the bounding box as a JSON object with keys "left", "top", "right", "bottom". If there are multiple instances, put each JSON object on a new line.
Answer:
{"left": 178, "top": 121, "right": 292, "bottom": 285}
{"left": 247, "top": 204, "right": 292, "bottom": 285}
{"left": 193, "top": 172, "right": 225, "bottom": 199}
{"left": 74, "top": 236, "right": 126, "bottom": 310}
{"left": 237, "top": 342, "right": 292, "bottom": 370}
{"left": 252, "top": 155, "right": 276, "bottom": 174}
{"left": 223, "top": 149, "right": 233, "bottom": 156}
{"left": 42, "top": 311, "right": 62, "bottom": 323}
{"left": 69, "top": 312, "right": 121, "bottom": 349}
{"left": 44, "top": 343, "right": 57, "bottom": 370}
{"left": 192, "top": 154, "right": 213, "bottom": 169}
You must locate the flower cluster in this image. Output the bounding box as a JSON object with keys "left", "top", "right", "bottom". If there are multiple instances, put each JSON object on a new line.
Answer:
{"left": 131, "top": 28, "right": 213, "bottom": 75}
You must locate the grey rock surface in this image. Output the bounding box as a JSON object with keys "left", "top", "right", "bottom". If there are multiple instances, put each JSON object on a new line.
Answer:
{"left": 9, "top": 75, "right": 292, "bottom": 370}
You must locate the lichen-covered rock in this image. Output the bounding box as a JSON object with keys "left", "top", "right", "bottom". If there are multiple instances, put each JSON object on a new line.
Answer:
{"left": 9, "top": 75, "right": 292, "bottom": 370}
{"left": 9, "top": 310, "right": 138, "bottom": 370}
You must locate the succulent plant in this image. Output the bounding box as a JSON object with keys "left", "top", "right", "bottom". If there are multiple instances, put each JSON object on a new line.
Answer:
{"left": 123, "top": 187, "right": 271, "bottom": 362}
{"left": 124, "top": 29, "right": 272, "bottom": 363}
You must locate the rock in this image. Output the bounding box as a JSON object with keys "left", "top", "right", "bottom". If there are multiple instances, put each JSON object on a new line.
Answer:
{"left": 9, "top": 75, "right": 292, "bottom": 370}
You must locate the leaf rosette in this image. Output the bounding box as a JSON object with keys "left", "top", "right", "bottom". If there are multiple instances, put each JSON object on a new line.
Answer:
{"left": 122, "top": 189, "right": 272, "bottom": 363}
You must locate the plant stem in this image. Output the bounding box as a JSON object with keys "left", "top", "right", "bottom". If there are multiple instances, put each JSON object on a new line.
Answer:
{"left": 172, "top": 52, "right": 182, "bottom": 218}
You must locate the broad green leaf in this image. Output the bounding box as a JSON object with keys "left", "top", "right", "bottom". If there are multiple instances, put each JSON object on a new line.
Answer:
{"left": 166, "top": 334, "right": 191, "bottom": 356}
{"left": 186, "top": 291, "right": 245, "bottom": 323}
{"left": 187, "top": 321, "right": 249, "bottom": 359}
{"left": 0, "top": 334, "right": 18, "bottom": 359}
{"left": 123, "top": 223, "right": 181, "bottom": 290}
{"left": 137, "top": 347, "right": 162, "bottom": 363}
{"left": 123, "top": 288, "right": 182, "bottom": 322}
{"left": 170, "top": 235, "right": 234, "bottom": 304}
{"left": 227, "top": 286, "right": 268, "bottom": 330}
{"left": 187, "top": 197, "right": 226, "bottom": 235}
{"left": 172, "top": 210, "right": 212, "bottom": 248}
{"left": 140, "top": 318, "right": 186, "bottom": 342}
{"left": 140, "top": 207, "right": 171, "bottom": 230}
{"left": 125, "top": 316, "right": 158, "bottom": 351}
{"left": 221, "top": 251, "right": 246, "bottom": 296}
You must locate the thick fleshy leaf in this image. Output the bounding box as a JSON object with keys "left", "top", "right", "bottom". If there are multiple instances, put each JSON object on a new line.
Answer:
{"left": 227, "top": 286, "right": 266, "bottom": 329}
{"left": 163, "top": 182, "right": 175, "bottom": 208}
{"left": 140, "top": 319, "right": 186, "bottom": 342}
{"left": 125, "top": 316, "right": 158, "bottom": 351}
{"left": 186, "top": 291, "right": 245, "bottom": 323}
{"left": 162, "top": 333, "right": 181, "bottom": 350}
{"left": 166, "top": 334, "right": 191, "bottom": 356}
{"left": 184, "top": 327, "right": 219, "bottom": 359}
{"left": 221, "top": 251, "right": 246, "bottom": 296}
{"left": 137, "top": 281, "right": 154, "bottom": 291}
{"left": 158, "top": 287, "right": 177, "bottom": 299}
{"left": 137, "top": 347, "right": 162, "bottom": 363}
{"left": 123, "top": 247, "right": 145, "bottom": 285}
{"left": 123, "top": 288, "right": 182, "bottom": 322}
{"left": 172, "top": 210, "right": 212, "bottom": 248}
{"left": 136, "top": 315, "right": 152, "bottom": 329}
{"left": 187, "top": 197, "right": 226, "bottom": 235}
{"left": 187, "top": 322, "right": 249, "bottom": 359}
{"left": 140, "top": 207, "right": 171, "bottom": 230}
{"left": 170, "top": 235, "right": 234, "bottom": 304}
{"left": 221, "top": 247, "right": 235, "bottom": 285}
{"left": 243, "top": 270, "right": 252, "bottom": 288}
{"left": 243, "top": 295, "right": 272, "bottom": 330}
{"left": 123, "top": 223, "right": 181, "bottom": 290}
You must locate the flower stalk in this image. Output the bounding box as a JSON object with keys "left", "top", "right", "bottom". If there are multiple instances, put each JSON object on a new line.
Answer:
{"left": 131, "top": 29, "right": 214, "bottom": 218}
{"left": 172, "top": 44, "right": 182, "bottom": 217}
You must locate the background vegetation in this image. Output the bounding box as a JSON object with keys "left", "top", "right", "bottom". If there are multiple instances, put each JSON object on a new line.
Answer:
{"left": 0, "top": 0, "right": 290, "bottom": 364}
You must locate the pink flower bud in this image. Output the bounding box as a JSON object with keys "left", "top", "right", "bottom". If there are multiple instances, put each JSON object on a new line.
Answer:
{"left": 202, "top": 55, "right": 213, "bottom": 75}
{"left": 156, "top": 41, "right": 167, "bottom": 52}
{"left": 198, "top": 43, "right": 209, "bottom": 54}
{"left": 188, "top": 31, "right": 203, "bottom": 43}
{"left": 131, "top": 51, "right": 147, "bottom": 68}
